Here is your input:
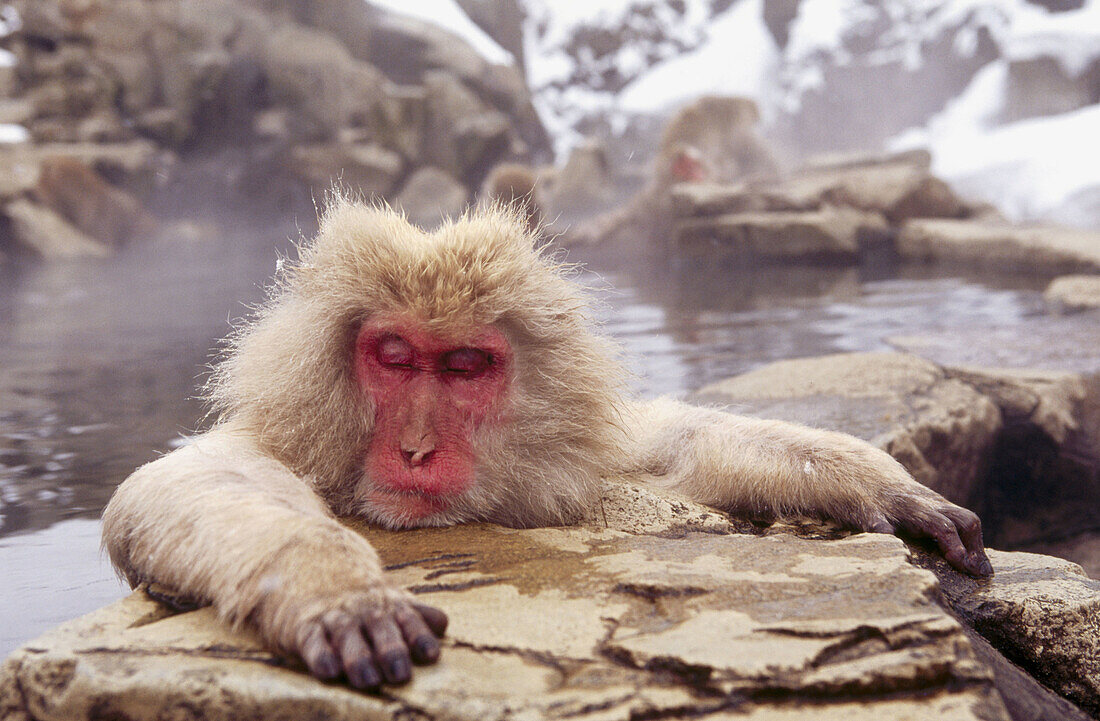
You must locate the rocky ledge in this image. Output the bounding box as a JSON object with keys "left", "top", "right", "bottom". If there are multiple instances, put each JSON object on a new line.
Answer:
{"left": 1, "top": 470, "right": 1098, "bottom": 720}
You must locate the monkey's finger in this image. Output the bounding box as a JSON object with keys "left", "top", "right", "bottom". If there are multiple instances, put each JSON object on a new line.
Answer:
{"left": 865, "top": 512, "right": 895, "bottom": 535}
{"left": 338, "top": 628, "right": 382, "bottom": 689}
{"left": 941, "top": 506, "right": 994, "bottom": 577}
{"left": 909, "top": 513, "right": 972, "bottom": 576}
{"left": 365, "top": 614, "right": 412, "bottom": 684}
{"left": 412, "top": 602, "right": 449, "bottom": 637}
{"left": 298, "top": 622, "right": 340, "bottom": 680}
{"left": 395, "top": 604, "right": 441, "bottom": 664}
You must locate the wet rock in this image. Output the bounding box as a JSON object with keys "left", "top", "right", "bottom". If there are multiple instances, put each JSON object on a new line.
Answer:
{"left": 898, "top": 219, "right": 1100, "bottom": 274}
{"left": 670, "top": 181, "right": 819, "bottom": 218}
{"left": 781, "top": 154, "right": 970, "bottom": 225}
{"left": 693, "top": 352, "right": 1002, "bottom": 503}
{"left": 1003, "top": 55, "right": 1100, "bottom": 123}
{"left": 675, "top": 206, "right": 887, "bottom": 264}
{"left": 33, "top": 156, "right": 156, "bottom": 246}
{"left": 1045, "top": 274, "right": 1100, "bottom": 313}
{"left": 921, "top": 548, "right": 1100, "bottom": 716}
{"left": 394, "top": 167, "right": 469, "bottom": 231}
{"left": 3, "top": 198, "right": 111, "bottom": 259}
{"left": 287, "top": 142, "right": 404, "bottom": 198}
{"left": 0, "top": 502, "right": 1015, "bottom": 721}
{"left": 546, "top": 139, "right": 616, "bottom": 219}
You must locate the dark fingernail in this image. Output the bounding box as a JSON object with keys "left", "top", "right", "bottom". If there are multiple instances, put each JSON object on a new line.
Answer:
{"left": 384, "top": 653, "right": 412, "bottom": 684}
{"left": 313, "top": 651, "right": 340, "bottom": 680}
{"left": 348, "top": 658, "right": 382, "bottom": 689}
{"left": 414, "top": 636, "right": 440, "bottom": 664}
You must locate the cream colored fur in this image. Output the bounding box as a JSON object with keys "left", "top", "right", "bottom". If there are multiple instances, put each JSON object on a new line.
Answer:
{"left": 102, "top": 197, "right": 965, "bottom": 658}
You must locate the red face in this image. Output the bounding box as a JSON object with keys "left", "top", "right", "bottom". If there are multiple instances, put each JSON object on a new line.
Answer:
{"left": 670, "top": 149, "right": 708, "bottom": 183}
{"left": 354, "top": 317, "right": 513, "bottom": 525}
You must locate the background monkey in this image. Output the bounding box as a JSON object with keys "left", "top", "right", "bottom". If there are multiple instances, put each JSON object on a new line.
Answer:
{"left": 102, "top": 198, "right": 991, "bottom": 690}
{"left": 569, "top": 95, "right": 779, "bottom": 244}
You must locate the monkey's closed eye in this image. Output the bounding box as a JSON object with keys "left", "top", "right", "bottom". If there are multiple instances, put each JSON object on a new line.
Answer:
{"left": 376, "top": 336, "right": 416, "bottom": 368}
{"left": 441, "top": 348, "right": 491, "bottom": 376}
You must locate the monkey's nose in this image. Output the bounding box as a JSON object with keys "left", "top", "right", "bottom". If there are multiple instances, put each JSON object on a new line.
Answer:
{"left": 403, "top": 447, "right": 434, "bottom": 466}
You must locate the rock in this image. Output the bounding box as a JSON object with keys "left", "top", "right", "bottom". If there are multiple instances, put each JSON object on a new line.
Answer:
{"left": 675, "top": 206, "right": 888, "bottom": 263}
{"left": 670, "top": 181, "right": 821, "bottom": 218}
{"left": 0, "top": 498, "right": 1014, "bottom": 720}
{"left": 0, "top": 99, "right": 34, "bottom": 126}
{"left": 898, "top": 219, "right": 1100, "bottom": 274}
{"left": 25, "top": 141, "right": 178, "bottom": 198}
{"left": 3, "top": 198, "right": 111, "bottom": 259}
{"left": 1003, "top": 55, "right": 1099, "bottom": 123}
{"left": 782, "top": 156, "right": 970, "bottom": 224}
{"left": 1045, "top": 274, "right": 1100, "bottom": 313}
{"left": 546, "top": 139, "right": 616, "bottom": 219}
{"left": 1030, "top": 532, "right": 1100, "bottom": 580}
{"left": 693, "top": 352, "right": 1002, "bottom": 504}
{"left": 394, "top": 167, "right": 469, "bottom": 230}
{"left": 34, "top": 156, "right": 156, "bottom": 246}
{"left": 287, "top": 142, "right": 404, "bottom": 198}
{"left": 919, "top": 548, "right": 1100, "bottom": 716}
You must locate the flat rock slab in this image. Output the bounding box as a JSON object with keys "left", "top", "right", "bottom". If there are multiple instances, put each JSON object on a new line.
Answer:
{"left": 898, "top": 219, "right": 1100, "bottom": 274}
{"left": 0, "top": 512, "right": 1011, "bottom": 721}
{"left": 675, "top": 207, "right": 886, "bottom": 262}
{"left": 921, "top": 548, "right": 1100, "bottom": 717}
{"left": 1045, "top": 274, "right": 1100, "bottom": 313}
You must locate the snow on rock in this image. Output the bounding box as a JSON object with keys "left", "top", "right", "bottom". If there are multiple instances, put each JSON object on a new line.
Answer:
{"left": 365, "top": 0, "right": 513, "bottom": 65}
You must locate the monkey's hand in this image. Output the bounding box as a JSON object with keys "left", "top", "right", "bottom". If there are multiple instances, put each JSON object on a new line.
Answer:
{"left": 864, "top": 481, "right": 993, "bottom": 578}
{"left": 102, "top": 432, "right": 449, "bottom": 689}
{"left": 281, "top": 586, "right": 448, "bottom": 689}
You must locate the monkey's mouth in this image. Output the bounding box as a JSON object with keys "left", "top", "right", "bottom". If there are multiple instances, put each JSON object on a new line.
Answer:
{"left": 367, "top": 487, "right": 451, "bottom": 524}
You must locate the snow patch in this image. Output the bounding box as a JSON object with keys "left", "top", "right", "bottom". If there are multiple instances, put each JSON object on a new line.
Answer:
{"left": 617, "top": 0, "right": 778, "bottom": 116}
{"left": 0, "top": 124, "right": 29, "bottom": 144}
{"left": 365, "top": 0, "right": 513, "bottom": 65}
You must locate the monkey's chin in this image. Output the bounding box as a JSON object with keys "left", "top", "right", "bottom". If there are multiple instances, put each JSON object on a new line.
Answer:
{"left": 365, "top": 488, "right": 454, "bottom": 529}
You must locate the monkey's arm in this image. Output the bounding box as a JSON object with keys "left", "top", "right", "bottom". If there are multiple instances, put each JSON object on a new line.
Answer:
{"left": 625, "top": 398, "right": 993, "bottom": 576}
{"left": 101, "top": 429, "right": 447, "bottom": 687}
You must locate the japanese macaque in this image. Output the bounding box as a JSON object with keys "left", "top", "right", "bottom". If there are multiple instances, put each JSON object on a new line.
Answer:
{"left": 658, "top": 95, "right": 779, "bottom": 183}
{"left": 102, "top": 198, "right": 992, "bottom": 690}
{"left": 569, "top": 95, "right": 778, "bottom": 244}
{"left": 481, "top": 162, "right": 543, "bottom": 233}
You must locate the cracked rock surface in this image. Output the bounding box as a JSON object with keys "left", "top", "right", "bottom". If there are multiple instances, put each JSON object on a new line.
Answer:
{"left": 694, "top": 350, "right": 1100, "bottom": 718}
{"left": 1, "top": 480, "right": 1015, "bottom": 721}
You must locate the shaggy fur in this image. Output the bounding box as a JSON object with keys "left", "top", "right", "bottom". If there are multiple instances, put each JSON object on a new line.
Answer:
{"left": 102, "top": 197, "right": 988, "bottom": 666}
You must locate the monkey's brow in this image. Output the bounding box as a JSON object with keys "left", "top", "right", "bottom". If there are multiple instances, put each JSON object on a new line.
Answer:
{"left": 383, "top": 552, "right": 476, "bottom": 571}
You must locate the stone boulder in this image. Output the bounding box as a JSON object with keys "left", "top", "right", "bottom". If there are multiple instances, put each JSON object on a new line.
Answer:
{"left": 919, "top": 548, "right": 1100, "bottom": 717}
{"left": 287, "top": 142, "right": 404, "bottom": 199}
{"left": 675, "top": 206, "right": 888, "bottom": 263}
{"left": 7, "top": 477, "right": 1100, "bottom": 718}
{"left": 898, "top": 219, "right": 1100, "bottom": 274}
{"left": 394, "top": 167, "right": 469, "bottom": 231}
{"left": 1045, "top": 274, "right": 1100, "bottom": 313}
{"left": 3, "top": 198, "right": 111, "bottom": 259}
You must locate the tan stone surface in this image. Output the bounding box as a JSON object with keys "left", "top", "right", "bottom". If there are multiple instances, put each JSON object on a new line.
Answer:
{"left": 3, "top": 199, "right": 111, "bottom": 259}
{"left": 1, "top": 490, "right": 1013, "bottom": 721}
{"left": 1045, "top": 274, "right": 1100, "bottom": 313}
{"left": 675, "top": 207, "right": 884, "bottom": 262}
{"left": 922, "top": 548, "right": 1100, "bottom": 717}
{"left": 898, "top": 219, "right": 1100, "bottom": 273}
